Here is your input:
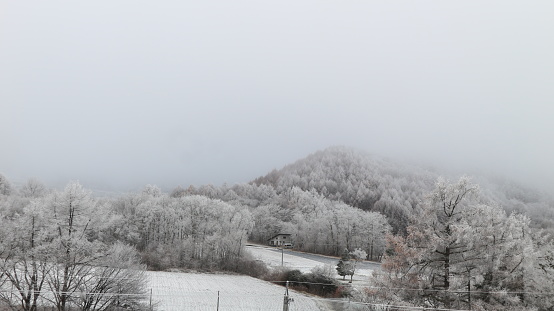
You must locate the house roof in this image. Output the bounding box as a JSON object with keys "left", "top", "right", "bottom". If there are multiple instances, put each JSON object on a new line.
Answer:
{"left": 267, "top": 233, "right": 291, "bottom": 241}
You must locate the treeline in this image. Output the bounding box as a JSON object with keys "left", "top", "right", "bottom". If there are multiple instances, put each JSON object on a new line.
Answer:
{"left": 110, "top": 188, "right": 254, "bottom": 271}
{"left": 171, "top": 182, "right": 390, "bottom": 260}
{"left": 0, "top": 179, "right": 266, "bottom": 310}
{"left": 0, "top": 171, "right": 392, "bottom": 274}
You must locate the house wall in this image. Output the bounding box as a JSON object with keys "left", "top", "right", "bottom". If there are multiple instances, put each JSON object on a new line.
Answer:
{"left": 268, "top": 234, "right": 291, "bottom": 246}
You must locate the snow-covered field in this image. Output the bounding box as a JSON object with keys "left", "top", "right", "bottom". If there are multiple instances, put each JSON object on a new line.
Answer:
{"left": 146, "top": 271, "right": 324, "bottom": 311}
{"left": 144, "top": 245, "right": 380, "bottom": 310}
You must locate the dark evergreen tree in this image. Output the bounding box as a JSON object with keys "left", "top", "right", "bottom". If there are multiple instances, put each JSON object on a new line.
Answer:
{"left": 336, "top": 248, "right": 354, "bottom": 281}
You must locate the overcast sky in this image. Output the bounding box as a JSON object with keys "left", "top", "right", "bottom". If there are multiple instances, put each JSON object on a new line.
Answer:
{"left": 1, "top": 1, "right": 553, "bottom": 192}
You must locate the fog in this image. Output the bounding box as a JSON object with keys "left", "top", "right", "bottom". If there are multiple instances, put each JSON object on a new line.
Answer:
{"left": 1, "top": 1, "right": 553, "bottom": 192}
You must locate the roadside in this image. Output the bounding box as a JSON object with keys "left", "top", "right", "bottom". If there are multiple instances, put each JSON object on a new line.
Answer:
{"left": 245, "top": 243, "right": 380, "bottom": 286}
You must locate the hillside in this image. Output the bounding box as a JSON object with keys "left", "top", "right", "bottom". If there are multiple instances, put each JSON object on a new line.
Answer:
{"left": 251, "top": 146, "right": 554, "bottom": 234}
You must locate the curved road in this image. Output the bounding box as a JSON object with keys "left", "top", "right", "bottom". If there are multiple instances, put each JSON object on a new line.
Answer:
{"left": 246, "top": 244, "right": 381, "bottom": 271}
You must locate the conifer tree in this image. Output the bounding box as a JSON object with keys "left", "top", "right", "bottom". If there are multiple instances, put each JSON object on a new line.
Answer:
{"left": 336, "top": 248, "right": 354, "bottom": 281}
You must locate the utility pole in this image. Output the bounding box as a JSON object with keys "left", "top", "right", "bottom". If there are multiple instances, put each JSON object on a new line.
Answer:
{"left": 282, "top": 281, "right": 292, "bottom": 311}
{"left": 467, "top": 269, "right": 472, "bottom": 311}
{"left": 281, "top": 247, "right": 284, "bottom": 267}
{"left": 149, "top": 288, "right": 153, "bottom": 311}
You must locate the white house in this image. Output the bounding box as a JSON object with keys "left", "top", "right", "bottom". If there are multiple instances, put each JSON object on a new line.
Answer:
{"left": 267, "top": 233, "right": 292, "bottom": 247}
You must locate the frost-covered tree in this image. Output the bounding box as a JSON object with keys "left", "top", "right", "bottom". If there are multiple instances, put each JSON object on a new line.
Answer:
{"left": 371, "top": 177, "right": 554, "bottom": 310}
{"left": 335, "top": 248, "right": 368, "bottom": 283}
{"left": 377, "top": 177, "right": 485, "bottom": 308}
{"left": 0, "top": 182, "right": 148, "bottom": 311}
{"left": 347, "top": 248, "right": 368, "bottom": 283}
{"left": 0, "top": 202, "right": 52, "bottom": 311}
{"left": 19, "top": 178, "right": 47, "bottom": 198}
{"left": 0, "top": 173, "right": 12, "bottom": 196}
{"left": 123, "top": 194, "right": 254, "bottom": 270}
{"left": 169, "top": 185, "right": 187, "bottom": 198}
{"left": 45, "top": 182, "right": 103, "bottom": 311}
{"left": 141, "top": 184, "right": 162, "bottom": 198}
{"left": 75, "top": 242, "right": 147, "bottom": 311}
{"left": 410, "top": 176, "right": 479, "bottom": 307}
{"left": 336, "top": 248, "right": 353, "bottom": 281}
{"left": 249, "top": 204, "right": 284, "bottom": 242}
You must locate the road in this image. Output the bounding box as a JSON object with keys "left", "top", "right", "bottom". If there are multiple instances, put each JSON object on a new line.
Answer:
{"left": 280, "top": 248, "right": 381, "bottom": 271}
{"left": 245, "top": 244, "right": 381, "bottom": 272}
{"left": 245, "top": 244, "right": 380, "bottom": 309}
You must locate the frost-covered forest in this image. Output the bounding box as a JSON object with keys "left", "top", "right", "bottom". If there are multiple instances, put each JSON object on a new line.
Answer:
{"left": 1, "top": 146, "right": 554, "bottom": 310}
{"left": 253, "top": 147, "right": 554, "bottom": 235}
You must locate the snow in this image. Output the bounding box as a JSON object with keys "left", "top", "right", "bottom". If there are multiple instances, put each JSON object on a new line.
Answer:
{"left": 246, "top": 245, "right": 375, "bottom": 285}
{"left": 246, "top": 245, "right": 323, "bottom": 273}
{"left": 146, "top": 271, "right": 323, "bottom": 311}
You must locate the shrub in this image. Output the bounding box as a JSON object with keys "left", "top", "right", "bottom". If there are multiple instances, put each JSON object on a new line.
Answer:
{"left": 265, "top": 268, "right": 339, "bottom": 297}
{"left": 220, "top": 257, "right": 269, "bottom": 277}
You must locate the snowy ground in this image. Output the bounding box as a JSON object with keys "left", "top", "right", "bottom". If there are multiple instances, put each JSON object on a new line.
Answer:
{"left": 144, "top": 245, "right": 381, "bottom": 311}
{"left": 146, "top": 271, "right": 325, "bottom": 311}
{"left": 245, "top": 244, "right": 376, "bottom": 285}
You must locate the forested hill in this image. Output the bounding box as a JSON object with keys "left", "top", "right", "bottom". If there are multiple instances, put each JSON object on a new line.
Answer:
{"left": 252, "top": 146, "right": 437, "bottom": 232}
{"left": 252, "top": 146, "right": 554, "bottom": 234}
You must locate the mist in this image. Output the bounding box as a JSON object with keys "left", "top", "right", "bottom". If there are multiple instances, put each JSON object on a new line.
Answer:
{"left": 1, "top": 1, "right": 553, "bottom": 192}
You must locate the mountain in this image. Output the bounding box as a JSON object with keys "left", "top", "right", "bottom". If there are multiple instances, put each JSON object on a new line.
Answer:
{"left": 251, "top": 146, "right": 554, "bottom": 234}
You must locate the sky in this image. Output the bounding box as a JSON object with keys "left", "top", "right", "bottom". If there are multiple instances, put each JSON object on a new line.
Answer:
{"left": 1, "top": 1, "right": 553, "bottom": 192}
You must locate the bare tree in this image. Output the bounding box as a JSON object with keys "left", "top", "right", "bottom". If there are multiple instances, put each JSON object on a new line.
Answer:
{"left": 0, "top": 202, "right": 52, "bottom": 311}
{"left": 0, "top": 182, "right": 149, "bottom": 311}
{"left": 76, "top": 243, "right": 148, "bottom": 311}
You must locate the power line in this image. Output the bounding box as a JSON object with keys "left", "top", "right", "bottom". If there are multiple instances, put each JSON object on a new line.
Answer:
{"left": 3, "top": 283, "right": 548, "bottom": 297}
{"left": 3, "top": 277, "right": 548, "bottom": 297}
{"left": 0, "top": 289, "right": 148, "bottom": 297}
{"left": 0, "top": 287, "right": 541, "bottom": 311}
{"left": 306, "top": 295, "right": 472, "bottom": 311}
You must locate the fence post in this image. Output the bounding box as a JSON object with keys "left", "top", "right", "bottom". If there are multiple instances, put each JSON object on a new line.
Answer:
{"left": 282, "top": 281, "right": 290, "bottom": 311}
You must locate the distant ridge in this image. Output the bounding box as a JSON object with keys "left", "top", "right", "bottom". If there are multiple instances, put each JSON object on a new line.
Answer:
{"left": 252, "top": 146, "right": 554, "bottom": 233}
